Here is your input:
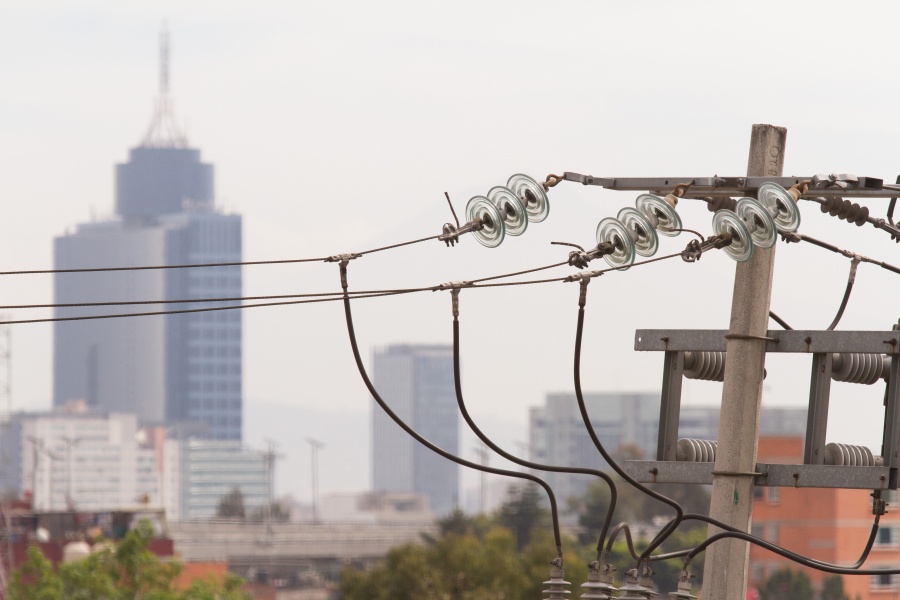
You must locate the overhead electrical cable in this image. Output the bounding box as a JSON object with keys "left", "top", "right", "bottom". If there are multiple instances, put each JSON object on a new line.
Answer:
{"left": 337, "top": 259, "right": 566, "bottom": 558}
{"left": 574, "top": 273, "right": 883, "bottom": 574}
{"left": 0, "top": 291, "right": 419, "bottom": 325}
{"left": 0, "top": 232, "right": 449, "bottom": 277}
{"left": 450, "top": 286, "right": 618, "bottom": 558}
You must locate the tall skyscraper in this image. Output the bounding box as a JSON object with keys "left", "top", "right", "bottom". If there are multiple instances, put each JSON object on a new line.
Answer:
{"left": 53, "top": 28, "right": 242, "bottom": 440}
{"left": 371, "top": 345, "right": 459, "bottom": 516}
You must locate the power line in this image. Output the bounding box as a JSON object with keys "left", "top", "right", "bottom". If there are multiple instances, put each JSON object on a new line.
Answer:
{"left": 0, "top": 233, "right": 449, "bottom": 277}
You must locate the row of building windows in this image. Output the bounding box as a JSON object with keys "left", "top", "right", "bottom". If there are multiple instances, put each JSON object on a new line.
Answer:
{"left": 189, "top": 398, "right": 241, "bottom": 410}
{"left": 189, "top": 381, "right": 241, "bottom": 393}
{"left": 188, "top": 346, "right": 241, "bottom": 358}
{"left": 187, "top": 329, "right": 241, "bottom": 341}
{"left": 188, "top": 364, "right": 241, "bottom": 376}
{"left": 187, "top": 311, "right": 241, "bottom": 323}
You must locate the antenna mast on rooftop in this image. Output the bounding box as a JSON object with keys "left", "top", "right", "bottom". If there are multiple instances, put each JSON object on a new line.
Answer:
{"left": 142, "top": 22, "right": 188, "bottom": 148}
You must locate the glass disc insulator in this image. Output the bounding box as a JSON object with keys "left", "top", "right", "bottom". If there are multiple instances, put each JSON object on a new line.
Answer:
{"left": 712, "top": 209, "right": 754, "bottom": 262}
{"left": 735, "top": 197, "right": 777, "bottom": 249}
{"left": 635, "top": 193, "right": 682, "bottom": 237}
{"left": 617, "top": 206, "right": 659, "bottom": 257}
{"left": 596, "top": 217, "right": 636, "bottom": 270}
{"left": 465, "top": 196, "right": 505, "bottom": 248}
{"left": 507, "top": 173, "right": 549, "bottom": 223}
{"left": 757, "top": 182, "right": 801, "bottom": 233}
{"left": 487, "top": 186, "right": 528, "bottom": 236}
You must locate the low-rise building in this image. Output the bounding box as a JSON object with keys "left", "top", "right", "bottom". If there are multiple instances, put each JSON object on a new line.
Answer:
{"left": 749, "top": 436, "right": 900, "bottom": 599}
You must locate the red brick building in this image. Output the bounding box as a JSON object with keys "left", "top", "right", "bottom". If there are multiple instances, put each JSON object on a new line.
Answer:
{"left": 749, "top": 436, "right": 900, "bottom": 599}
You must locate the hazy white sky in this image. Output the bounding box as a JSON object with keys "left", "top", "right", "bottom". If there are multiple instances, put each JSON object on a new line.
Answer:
{"left": 3, "top": 0, "right": 900, "bottom": 500}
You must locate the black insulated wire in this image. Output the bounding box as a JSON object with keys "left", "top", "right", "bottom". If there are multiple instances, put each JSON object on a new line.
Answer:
{"left": 768, "top": 311, "right": 793, "bottom": 330}
{"left": 826, "top": 258, "right": 859, "bottom": 331}
{"left": 684, "top": 522, "right": 889, "bottom": 576}
{"left": 677, "top": 512, "right": 879, "bottom": 571}
{"left": 338, "top": 262, "right": 565, "bottom": 559}
{"left": 572, "top": 279, "right": 684, "bottom": 561}
{"left": 451, "top": 291, "right": 617, "bottom": 558}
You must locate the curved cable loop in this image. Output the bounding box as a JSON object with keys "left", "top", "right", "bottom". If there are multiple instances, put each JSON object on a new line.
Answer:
{"left": 573, "top": 279, "right": 685, "bottom": 562}
{"left": 665, "top": 512, "right": 880, "bottom": 573}
{"left": 450, "top": 288, "right": 617, "bottom": 558}
{"left": 826, "top": 257, "right": 860, "bottom": 331}
{"left": 338, "top": 261, "right": 565, "bottom": 558}
{"left": 684, "top": 524, "right": 890, "bottom": 576}
{"left": 577, "top": 280, "right": 884, "bottom": 573}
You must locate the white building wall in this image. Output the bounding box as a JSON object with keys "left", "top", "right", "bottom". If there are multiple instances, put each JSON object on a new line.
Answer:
{"left": 18, "top": 412, "right": 160, "bottom": 511}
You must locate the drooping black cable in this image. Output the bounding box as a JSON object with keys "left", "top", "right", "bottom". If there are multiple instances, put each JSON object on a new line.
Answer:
{"left": 450, "top": 288, "right": 617, "bottom": 558}
{"left": 571, "top": 279, "right": 683, "bottom": 561}
{"left": 576, "top": 278, "right": 885, "bottom": 571}
{"left": 767, "top": 256, "right": 857, "bottom": 332}
{"left": 826, "top": 258, "right": 859, "bottom": 331}
{"left": 679, "top": 512, "right": 880, "bottom": 571}
{"left": 683, "top": 524, "right": 893, "bottom": 576}
{"left": 338, "top": 261, "right": 564, "bottom": 558}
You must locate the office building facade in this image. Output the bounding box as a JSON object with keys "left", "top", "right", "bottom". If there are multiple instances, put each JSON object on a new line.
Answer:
{"left": 371, "top": 345, "right": 459, "bottom": 516}
{"left": 0, "top": 408, "right": 159, "bottom": 511}
{"left": 53, "top": 38, "right": 242, "bottom": 440}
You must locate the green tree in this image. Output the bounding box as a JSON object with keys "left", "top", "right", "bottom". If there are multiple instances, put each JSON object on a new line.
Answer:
{"left": 497, "top": 482, "right": 549, "bottom": 550}
{"left": 821, "top": 574, "right": 850, "bottom": 600}
{"left": 216, "top": 486, "right": 246, "bottom": 519}
{"left": 340, "top": 519, "right": 585, "bottom": 600}
{"left": 757, "top": 568, "right": 814, "bottom": 600}
{"left": 8, "top": 520, "right": 251, "bottom": 600}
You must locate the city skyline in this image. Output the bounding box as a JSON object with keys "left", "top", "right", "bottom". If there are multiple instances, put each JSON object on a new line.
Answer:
{"left": 3, "top": 2, "right": 900, "bottom": 501}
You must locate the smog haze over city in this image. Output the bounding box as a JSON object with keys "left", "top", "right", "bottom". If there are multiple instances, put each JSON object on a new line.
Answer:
{"left": 3, "top": 0, "right": 900, "bottom": 503}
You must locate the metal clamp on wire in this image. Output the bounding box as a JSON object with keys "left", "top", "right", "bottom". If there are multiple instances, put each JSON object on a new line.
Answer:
{"left": 812, "top": 173, "right": 858, "bottom": 190}
{"left": 681, "top": 233, "right": 733, "bottom": 263}
{"left": 325, "top": 252, "right": 360, "bottom": 263}
{"left": 564, "top": 270, "right": 603, "bottom": 283}
{"left": 553, "top": 241, "right": 616, "bottom": 269}
{"left": 873, "top": 490, "right": 888, "bottom": 516}
{"left": 438, "top": 219, "right": 484, "bottom": 247}
{"left": 436, "top": 280, "right": 472, "bottom": 291}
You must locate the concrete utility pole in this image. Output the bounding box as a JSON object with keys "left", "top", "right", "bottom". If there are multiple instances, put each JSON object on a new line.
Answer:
{"left": 701, "top": 124, "right": 786, "bottom": 599}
